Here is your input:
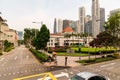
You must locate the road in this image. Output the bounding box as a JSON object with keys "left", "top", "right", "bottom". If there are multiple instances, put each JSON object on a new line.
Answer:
{"left": 49, "top": 59, "right": 120, "bottom": 80}
{"left": 1, "top": 45, "right": 120, "bottom": 80}
{"left": 0, "top": 45, "right": 67, "bottom": 80}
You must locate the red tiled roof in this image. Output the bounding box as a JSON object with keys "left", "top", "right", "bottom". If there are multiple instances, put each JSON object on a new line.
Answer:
{"left": 63, "top": 26, "right": 74, "bottom": 33}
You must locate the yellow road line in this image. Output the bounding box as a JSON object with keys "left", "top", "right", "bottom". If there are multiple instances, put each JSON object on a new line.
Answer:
{"left": 13, "top": 72, "right": 57, "bottom": 80}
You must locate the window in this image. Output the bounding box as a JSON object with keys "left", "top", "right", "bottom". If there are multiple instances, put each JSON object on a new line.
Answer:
{"left": 51, "top": 40, "right": 53, "bottom": 42}
{"left": 71, "top": 75, "right": 85, "bottom": 80}
{"left": 88, "top": 76, "right": 106, "bottom": 80}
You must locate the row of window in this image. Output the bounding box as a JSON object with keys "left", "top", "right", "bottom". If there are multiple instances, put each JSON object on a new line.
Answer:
{"left": 7, "top": 35, "right": 13, "bottom": 37}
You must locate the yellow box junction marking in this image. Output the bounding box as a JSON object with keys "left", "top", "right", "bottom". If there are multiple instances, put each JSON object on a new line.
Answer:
{"left": 13, "top": 72, "right": 57, "bottom": 80}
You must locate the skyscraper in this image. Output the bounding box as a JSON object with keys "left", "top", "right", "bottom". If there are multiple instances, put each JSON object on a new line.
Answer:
{"left": 100, "top": 8, "right": 105, "bottom": 32}
{"left": 92, "top": 0, "right": 100, "bottom": 37}
{"left": 53, "top": 18, "right": 57, "bottom": 34}
{"left": 79, "top": 7, "right": 85, "bottom": 33}
{"left": 76, "top": 20, "right": 81, "bottom": 33}
{"left": 17, "top": 31, "right": 23, "bottom": 40}
{"left": 85, "top": 15, "right": 92, "bottom": 36}
{"left": 58, "top": 19, "right": 63, "bottom": 33}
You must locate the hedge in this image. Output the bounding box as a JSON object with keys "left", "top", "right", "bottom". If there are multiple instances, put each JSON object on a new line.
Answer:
{"left": 29, "top": 48, "right": 49, "bottom": 62}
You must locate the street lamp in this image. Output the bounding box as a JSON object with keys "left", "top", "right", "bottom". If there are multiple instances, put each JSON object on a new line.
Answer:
{"left": 32, "top": 21, "right": 43, "bottom": 38}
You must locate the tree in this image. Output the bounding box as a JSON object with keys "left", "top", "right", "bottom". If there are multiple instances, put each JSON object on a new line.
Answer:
{"left": 104, "top": 11, "right": 120, "bottom": 37}
{"left": 70, "top": 32, "right": 77, "bottom": 46}
{"left": 34, "top": 24, "right": 50, "bottom": 50}
{"left": 64, "top": 33, "right": 71, "bottom": 47}
{"left": 24, "top": 28, "right": 39, "bottom": 46}
{"left": 89, "top": 31, "right": 118, "bottom": 47}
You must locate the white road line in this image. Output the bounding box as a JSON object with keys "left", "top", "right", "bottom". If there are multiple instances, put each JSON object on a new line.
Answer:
{"left": 26, "top": 55, "right": 29, "bottom": 59}
{"left": 100, "top": 63, "right": 116, "bottom": 67}
{"left": 0, "top": 58, "right": 4, "bottom": 61}
{"left": 14, "top": 56, "right": 17, "bottom": 60}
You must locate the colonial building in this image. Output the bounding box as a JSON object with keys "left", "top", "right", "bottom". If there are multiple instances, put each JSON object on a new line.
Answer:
{"left": 0, "top": 16, "right": 18, "bottom": 49}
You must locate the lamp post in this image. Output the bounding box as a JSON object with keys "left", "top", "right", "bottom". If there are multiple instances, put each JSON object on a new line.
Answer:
{"left": 32, "top": 21, "right": 43, "bottom": 38}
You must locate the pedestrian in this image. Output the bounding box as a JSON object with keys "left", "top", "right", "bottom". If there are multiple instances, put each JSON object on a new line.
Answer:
{"left": 54, "top": 56, "right": 57, "bottom": 65}
{"left": 48, "top": 56, "right": 51, "bottom": 64}
{"left": 65, "top": 56, "right": 68, "bottom": 66}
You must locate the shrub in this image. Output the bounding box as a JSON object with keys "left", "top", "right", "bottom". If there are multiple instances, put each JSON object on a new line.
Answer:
{"left": 4, "top": 46, "right": 14, "bottom": 52}
{"left": 29, "top": 48, "right": 49, "bottom": 62}
{"left": 0, "top": 51, "right": 2, "bottom": 55}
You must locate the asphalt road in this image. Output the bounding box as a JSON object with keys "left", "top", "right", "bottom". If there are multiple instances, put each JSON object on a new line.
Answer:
{"left": 0, "top": 45, "right": 67, "bottom": 80}
{"left": 49, "top": 59, "right": 120, "bottom": 80}
{"left": 1, "top": 45, "right": 120, "bottom": 80}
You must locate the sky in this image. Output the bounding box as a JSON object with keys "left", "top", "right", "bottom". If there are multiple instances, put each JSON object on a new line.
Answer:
{"left": 0, "top": 0, "right": 120, "bottom": 33}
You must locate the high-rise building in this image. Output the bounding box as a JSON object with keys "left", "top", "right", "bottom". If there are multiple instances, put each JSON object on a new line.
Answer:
{"left": 85, "top": 15, "right": 92, "bottom": 36}
{"left": 17, "top": 31, "right": 23, "bottom": 40}
{"left": 92, "top": 0, "right": 100, "bottom": 37}
{"left": 58, "top": 19, "right": 63, "bottom": 33}
{"left": 79, "top": 7, "right": 85, "bottom": 33}
{"left": 76, "top": 20, "right": 81, "bottom": 33}
{"left": 69, "top": 20, "right": 77, "bottom": 31}
{"left": 63, "top": 20, "right": 70, "bottom": 29}
{"left": 53, "top": 18, "right": 57, "bottom": 34}
{"left": 100, "top": 8, "right": 105, "bottom": 32}
{"left": 110, "top": 8, "right": 120, "bottom": 16}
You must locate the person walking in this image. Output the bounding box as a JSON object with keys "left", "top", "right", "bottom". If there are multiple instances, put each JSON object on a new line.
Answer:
{"left": 65, "top": 56, "right": 68, "bottom": 66}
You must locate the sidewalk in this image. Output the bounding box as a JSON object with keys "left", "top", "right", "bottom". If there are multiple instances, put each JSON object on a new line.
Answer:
{"left": 44, "top": 54, "right": 109, "bottom": 67}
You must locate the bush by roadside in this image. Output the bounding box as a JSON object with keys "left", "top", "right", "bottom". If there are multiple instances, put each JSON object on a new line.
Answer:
{"left": 29, "top": 48, "right": 51, "bottom": 62}
{"left": 77, "top": 55, "right": 116, "bottom": 65}
{"left": 4, "top": 46, "right": 14, "bottom": 52}
{"left": 0, "top": 51, "right": 2, "bottom": 55}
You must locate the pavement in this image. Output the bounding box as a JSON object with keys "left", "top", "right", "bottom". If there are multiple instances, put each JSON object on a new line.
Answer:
{"left": 43, "top": 53, "right": 108, "bottom": 67}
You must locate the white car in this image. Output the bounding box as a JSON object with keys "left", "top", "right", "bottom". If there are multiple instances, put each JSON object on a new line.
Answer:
{"left": 71, "top": 71, "right": 110, "bottom": 80}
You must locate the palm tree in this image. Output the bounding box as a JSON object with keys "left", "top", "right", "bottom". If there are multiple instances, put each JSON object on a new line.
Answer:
{"left": 71, "top": 32, "right": 77, "bottom": 46}
{"left": 64, "top": 33, "right": 71, "bottom": 47}
{"left": 77, "top": 33, "right": 81, "bottom": 52}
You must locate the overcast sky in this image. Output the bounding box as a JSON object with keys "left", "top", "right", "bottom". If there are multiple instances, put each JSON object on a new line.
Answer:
{"left": 0, "top": 0, "right": 120, "bottom": 33}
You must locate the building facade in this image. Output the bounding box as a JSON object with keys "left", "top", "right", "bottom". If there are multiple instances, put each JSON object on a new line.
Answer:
{"left": 100, "top": 8, "right": 105, "bottom": 32}
{"left": 84, "top": 15, "right": 92, "bottom": 36}
{"left": 17, "top": 31, "right": 23, "bottom": 40}
{"left": 76, "top": 20, "right": 81, "bottom": 33}
{"left": 53, "top": 18, "right": 57, "bottom": 34}
{"left": 58, "top": 19, "right": 63, "bottom": 33}
{"left": 47, "top": 33, "right": 93, "bottom": 48}
{"left": 92, "top": 0, "right": 100, "bottom": 37}
{"left": 0, "top": 16, "right": 18, "bottom": 49}
{"left": 79, "top": 7, "right": 85, "bottom": 33}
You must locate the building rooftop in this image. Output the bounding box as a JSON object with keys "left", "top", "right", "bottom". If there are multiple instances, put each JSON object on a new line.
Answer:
{"left": 63, "top": 26, "right": 74, "bottom": 33}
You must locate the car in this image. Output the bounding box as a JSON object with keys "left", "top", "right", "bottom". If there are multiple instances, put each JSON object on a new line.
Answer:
{"left": 71, "top": 71, "right": 110, "bottom": 80}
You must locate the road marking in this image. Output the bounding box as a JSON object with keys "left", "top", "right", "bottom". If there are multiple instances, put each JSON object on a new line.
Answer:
{"left": 8, "top": 73, "right": 11, "bottom": 75}
{"left": 2, "top": 61, "right": 7, "bottom": 66}
{"left": 100, "top": 63, "right": 116, "bottom": 67}
{"left": 3, "top": 74, "right": 7, "bottom": 76}
{"left": 26, "top": 55, "right": 29, "bottom": 59}
{"left": 15, "top": 56, "right": 17, "bottom": 60}
{"left": 0, "top": 58, "right": 4, "bottom": 61}
{"left": 38, "top": 72, "right": 69, "bottom": 80}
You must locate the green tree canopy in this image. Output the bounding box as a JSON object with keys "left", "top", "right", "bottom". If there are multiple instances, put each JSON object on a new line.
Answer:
{"left": 34, "top": 24, "right": 50, "bottom": 50}
{"left": 24, "top": 28, "right": 39, "bottom": 45}
{"left": 89, "top": 31, "right": 118, "bottom": 47}
{"left": 104, "top": 11, "right": 120, "bottom": 37}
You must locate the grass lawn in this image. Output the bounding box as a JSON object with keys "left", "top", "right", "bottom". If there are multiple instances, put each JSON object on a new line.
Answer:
{"left": 77, "top": 56, "right": 116, "bottom": 65}
{"left": 57, "top": 52, "right": 89, "bottom": 57}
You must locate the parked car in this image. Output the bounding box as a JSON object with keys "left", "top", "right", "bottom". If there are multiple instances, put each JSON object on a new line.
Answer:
{"left": 71, "top": 71, "right": 110, "bottom": 80}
